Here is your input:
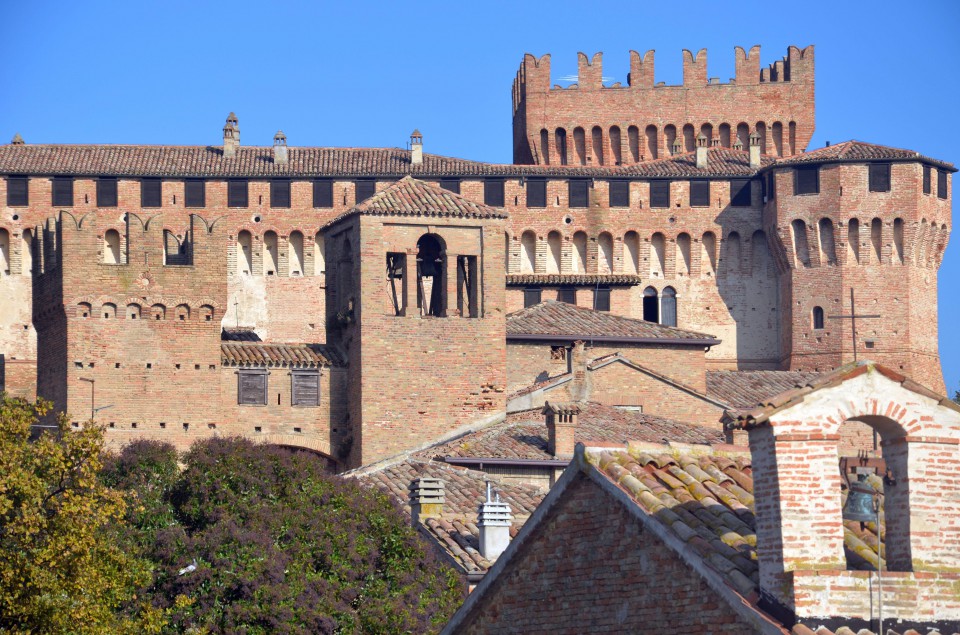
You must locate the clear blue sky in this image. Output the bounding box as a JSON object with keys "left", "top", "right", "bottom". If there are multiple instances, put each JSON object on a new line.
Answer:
{"left": 2, "top": 0, "right": 958, "bottom": 393}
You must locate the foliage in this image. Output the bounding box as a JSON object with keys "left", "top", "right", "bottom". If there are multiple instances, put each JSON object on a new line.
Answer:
{"left": 102, "top": 437, "right": 465, "bottom": 634}
{"left": 0, "top": 394, "right": 164, "bottom": 634}
{"left": 953, "top": 384, "right": 960, "bottom": 405}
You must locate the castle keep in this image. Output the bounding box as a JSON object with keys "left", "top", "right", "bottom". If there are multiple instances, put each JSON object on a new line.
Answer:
{"left": 0, "top": 45, "right": 954, "bottom": 469}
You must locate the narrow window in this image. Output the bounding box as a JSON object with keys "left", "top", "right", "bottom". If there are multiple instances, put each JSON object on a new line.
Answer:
{"left": 569, "top": 180, "right": 589, "bottom": 208}
{"left": 847, "top": 218, "right": 861, "bottom": 264}
{"left": 228, "top": 180, "right": 248, "bottom": 207}
{"left": 263, "top": 231, "right": 278, "bottom": 275}
{"left": 288, "top": 231, "right": 304, "bottom": 276}
{"left": 540, "top": 129, "right": 550, "bottom": 164}
{"left": 416, "top": 233, "right": 446, "bottom": 317}
{"left": 184, "top": 180, "right": 205, "bottom": 207}
{"left": 555, "top": 128, "right": 568, "bottom": 165}
{"left": 355, "top": 179, "right": 375, "bottom": 204}
{"left": 141, "top": 178, "right": 162, "bottom": 207}
{"left": 661, "top": 287, "right": 677, "bottom": 327}
{"left": 923, "top": 166, "right": 931, "bottom": 195}
{"left": 690, "top": 181, "right": 710, "bottom": 207}
{"left": 791, "top": 220, "right": 810, "bottom": 267}
{"left": 893, "top": 218, "right": 904, "bottom": 263}
{"left": 237, "top": 230, "right": 253, "bottom": 274}
{"left": 238, "top": 369, "right": 268, "bottom": 405}
{"left": 270, "top": 179, "right": 291, "bottom": 208}
{"left": 484, "top": 179, "right": 505, "bottom": 206}
{"left": 812, "top": 306, "right": 824, "bottom": 329}
{"left": 52, "top": 177, "right": 73, "bottom": 207}
{"left": 573, "top": 127, "right": 586, "bottom": 165}
{"left": 439, "top": 178, "right": 460, "bottom": 194}
{"left": 730, "top": 179, "right": 752, "bottom": 206}
{"left": 456, "top": 255, "right": 479, "bottom": 318}
{"left": 937, "top": 170, "right": 948, "bottom": 199}
{"left": 313, "top": 179, "right": 334, "bottom": 207}
{"left": 794, "top": 166, "right": 819, "bottom": 195}
{"left": 386, "top": 252, "right": 406, "bottom": 315}
{"left": 642, "top": 287, "right": 658, "bottom": 323}
{"left": 523, "top": 287, "right": 542, "bottom": 308}
{"left": 291, "top": 371, "right": 320, "bottom": 407}
{"left": 645, "top": 125, "right": 658, "bottom": 160}
{"left": 591, "top": 126, "right": 604, "bottom": 165}
{"left": 557, "top": 288, "right": 576, "bottom": 304}
{"left": 96, "top": 178, "right": 118, "bottom": 207}
{"left": 593, "top": 287, "right": 611, "bottom": 312}
{"left": 767, "top": 172, "right": 776, "bottom": 200}
{"left": 818, "top": 218, "right": 837, "bottom": 265}
{"left": 104, "top": 229, "right": 121, "bottom": 265}
{"left": 871, "top": 218, "right": 883, "bottom": 262}
{"left": 650, "top": 181, "right": 670, "bottom": 208}
{"left": 527, "top": 179, "right": 547, "bottom": 208}
{"left": 628, "top": 126, "right": 640, "bottom": 162}
{"left": 164, "top": 229, "right": 189, "bottom": 265}
{"left": 7, "top": 177, "right": 28, "bottom": 206}
{"left": 313, "top": 232, "right": 325, "bottom": 275}
{"left": 868, "top": 163, "right": 891, "bottom": 192}
{"left": 609, "top": 180, "right": 629, "bottom": 207}
{"left": 609, "top": 126, "right": 621, "bottom": 165}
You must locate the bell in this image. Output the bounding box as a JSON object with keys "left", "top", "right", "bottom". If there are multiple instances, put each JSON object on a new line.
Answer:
{"left": 842, "top": 474, "right": 877, "bottom": 523}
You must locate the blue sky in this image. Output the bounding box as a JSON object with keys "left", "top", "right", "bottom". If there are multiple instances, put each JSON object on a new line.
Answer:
{"left": 2, "top": 0, "right": 958, "bottom": 393}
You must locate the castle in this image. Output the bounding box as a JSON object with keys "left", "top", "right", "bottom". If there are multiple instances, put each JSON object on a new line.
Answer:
{"left": 0, "top": 45, "right": 954, "bottom": 470}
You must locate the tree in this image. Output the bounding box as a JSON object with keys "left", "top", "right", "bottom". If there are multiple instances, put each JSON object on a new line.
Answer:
{"left": 103, "top": 437, "right": 465, "bottom": 635}
{"left": 0, "top": 394, "right": 163, "bottom": 634}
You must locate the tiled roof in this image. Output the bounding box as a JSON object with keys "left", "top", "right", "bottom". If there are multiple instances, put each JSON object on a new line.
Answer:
{"left": 221, "top": 328, "right": 262, "bottom": 342}
{"left": 506, "top": 300, "right": 719, "bottom": 343}
{"left": 706, "top": 369, "right": 821, "bottom": 410}
{"left": 791, "top": 627, "right": 957, "bottom": 635}
{"left": 220, "top": 341, "right": 343, "bottom": 367}
{"left": 323, "top": 176, "right": 506, "bottom": 228}
{"left": 772, "top": 140, "right": 956, "bottom": 171}
{"left": 505, "top": 273, "right": 642, "bottom": 286}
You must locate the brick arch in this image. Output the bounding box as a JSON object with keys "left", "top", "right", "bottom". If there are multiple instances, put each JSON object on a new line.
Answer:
{"left": 258, "top": 433, "right": 333, "bottom": 460}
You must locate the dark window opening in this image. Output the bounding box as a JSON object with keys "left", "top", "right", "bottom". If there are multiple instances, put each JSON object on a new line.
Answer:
{"left": 484, "top": 179, "right": 505, "bottom": 207}
{"left": 228, "top": 180, "right": 248, "bottom": 207}
{"left": 386, "top": 252, "right": 406, "bottom": 316}
{"left": 141, "top": 179, "right": 162, "bottom": 207}
{"left": 416, "top": 234, "right": 446, "bottom": 317}
{"left": 938, "top": 170, "right": 948, "bottom": 199}
{"left": 642, "top": 287, "right": 659, "bottom": 323}
{"left": 767, "top": 172, "right": 776, "bottom": 200}
{"left": 868, "top": 163, "right": 891, "bottom": 192}
{"left": 96, "top": 178, "right": 118, "bottom": 207}
{"left": 238, "top": 369, "right": 267, "bottom": 405}
{"left": 609, "top": 180, "right": 629, "bottom": 207}
{"left": 457, "top": 255, "right": 479, "bottom": 318}
{"left": 439, "top": 178, "right": 460, "bottom": 194}
{"left": 650, "top": 181, "right": 670, "bottom": 208}
{"left": 593, "top": 287, "right": 611, "bottom": 312}
{"left": 313, "top": 179, "right": 334, "bottom": 208}
{"left": 7, "top": 177, "right": 28, "bottom": 206}
{"left": 355, "top": 179, "right": 376, "bottom": 204}
{"left": 794, "top": 166, "right": 820, "bottom": 195}
{"left": 184, "top": 180, "right": 205, "bottom": 208}
{"left": 569, "top": 180, "right": 589, "bottom": 208}
{"left": 52, "top": 177, "right": 73, "bottom": 207}
{"left": 523, "top": 287, "right": 542, "bottom": 308}
{"left": 527, "top": 179, "right": 547, "bottom": 208}
{"left": 660, "top": 287, "right": 677, "bottom": 327}
{"left": 557, "top": 288, "right": 576, "bottom": 304}
{"left": 813, "top": 306, "right": 825, "bottom": 329}
{"left": 730, "top": 179, "right": 752, "bottom": 206}
{"left": 291, "top": 371, "right": 320, "bottom": 407}
{"left": 690, "top": 181, "right": 710, "bottom": 207}
{"left": 271, "top": 179, "right": 291, "bottom": 208}
{"left": 923, "top": 166, "right": 931, "bottom": 195}
{"left": 550, "top": 345, "right": 566, "bottom": 361}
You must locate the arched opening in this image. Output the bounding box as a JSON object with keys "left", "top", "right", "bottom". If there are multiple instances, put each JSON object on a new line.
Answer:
{"left": 645, "top": 125, "right": 658, "bottom": 160}
{"left": 546, "top": 231, "right": 561, "bottom": 274}
{"left": 812, "top": 306, "right": 824, "bottom": 329}
{"left": 718, "top": 123, "right": 731, "bottom": 148}
{"left": 700, "top": 123, "right": 713, "bottom": 145}
{"left": 682, "top": 124, "right": 695, "bottom": 152}
{"left": 597, "top": 232, "right": 613, "bottom": 274}
{"left": 818, "top": 218, "right": 837, "bottom": 265}
{"left": 791, "top": 220, "right": 810, "bottom": 267}
{"left": 915, "top": 219, "right": 928, "bottom": 265}
{"left": 591, "top": 126, "right": 604, "bottom": 165}
{"left": 102, "top": 303, "right": 116, "bottom": 319}
{"left": 751, "top": 230, "right": 770, "bottom": 276}
{"left": 126, "top": 303, "right": 141, "bottom": 320}
{"left": 755, "top": 121, "right": 767, "bottom": 154}
{"left": 175, "top": 304, "right": 190, "bottom": 321}
{"left": 151, "top": 304, "right": 166, "bottom": 320}
{"left": 736, "top": 123, "right": 750, "bottom": 149}
{"left": 676, "top": 233, "right": 691, "bottom": 276}
{"left": 77, "top": 302, "right": 91, "bottom": 318}
{"left": 664, "top": 125, "right": 677, "bottom": 153}
{"left": 572, "top": 232, "right": 587, "bottom": 273}
{"left": 540, "top": 129, "right": 550, "bottom": 164}
{"left": 628, "top": 126, "right": 640, "bottom": 163}
{"left": 21, "top": 229, "right": 33, "bottom": 275}
{"left": 661, "top": 287, "right": 677, "bottom": 327}
{"left": 313, "top": 232, "right": 325, "bottom": 276}
{"left": 0, "top": 228, "right": 9, "bottom": 275}
{"left": 701, "top": 231, "right": 717, "bottom": 274}
{"left": 789, "top": 121, "right": 797, "bottom": 155}
{"left": 609, "top": 126, "right": 621, "bottom": 165}
{"left": 200, "top": 305, "right": 214, "bottom": 322}
{"left": 288, "top": 231, "right": 304, "bottom": 276}
{"left": 848, "top": 218, "right": 861, "bottom": 264}
{"left": 772, "top": 121, "right": 784, "bottom": 157}
{"left": 725, "top": 231, "right": 741, "bottom": 275}
{"left": 504, "top": 232, "right": 511, "bottom": 273}
{"left": 263, "top": 231, "right": 279, "bottom": 275}
{"left": 416, "top": 233, "right": 446, "bottom": 317}
{"left": 871, "top": 218, "right": 883, "bottom": 263}
{"left": 650, "top": 232, "right": 666, "bottom": 277}
{"left": 623, "top": 231, "right": 640, "bottom": 274}
{"left": 163, "top": 229, "right": 188, "bottom": 265}
{"left": 104, "top": 229, "right": 121, "bottom": 265}
{"left": 555, "top": 128, "right": 568, "bottom": 166}
{"left": 642, "top": 287, "right": 659, "bottom": 323}
{"left": 893, "top": 218, "right": 904, "bottom": 264}
{"left": 573, "top": 127, "right": 586, "bottom": 165}
{"left": 237, "top": 230, "right": 253, "bottom": 275}
{"left": 520, "top": 230, "right": 536, "bottom": 273}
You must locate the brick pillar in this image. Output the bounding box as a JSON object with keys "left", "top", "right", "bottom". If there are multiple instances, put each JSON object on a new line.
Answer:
{"left": 404, "top": 249, "right": 417, "bottom": 317}
{"left": 445, "top": 253, "right": 458, "bottom": 317}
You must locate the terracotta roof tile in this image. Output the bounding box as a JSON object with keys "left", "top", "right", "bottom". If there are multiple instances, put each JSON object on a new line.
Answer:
{"left": 505, "top": 273, "right": 642, "bottom": 286}
{"left": 220, "top": 342, "right": 343, "bottom": 367}
{"left": 772, "top": 140, "right": 955, "bottom": 171}
{"left": 706, "top": 369, "right": 821, "bottom": 410}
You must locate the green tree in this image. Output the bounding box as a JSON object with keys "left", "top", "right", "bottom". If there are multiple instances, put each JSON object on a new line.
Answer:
{"left": 0, "top": 394, "right": 163, "bottom": 634}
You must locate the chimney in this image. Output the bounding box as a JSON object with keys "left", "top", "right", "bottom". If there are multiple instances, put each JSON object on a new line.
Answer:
{"left": 410, "top": 129, "right": 423, "bottom": 166}
{"left": 695, "top": 132, "right": 709, "bottom": 168}
{"left": 543, "top": 401, "right": 580, "bottom": 459}
{"left": 273, "top": 130, "right": 288, "bottom": 165}
{"left": 749, "top": 130, "right": 762, "bottom": 167}
{"left": 409, "top": 477, "right": 444, "bottom": 526}
{"left": 223, "top": 112, "right": 240, "bottom": 158}
{"left": 671, "top": 138, "right": 683, "bottom": 156}
{"left": 567, "top": 340, "right": 590, "bottom": 401}
{"left": 10, "top": 133, "right": 24, "bottom": 145}
{"left": 478, "top": 481, "right": 513, "bottom": 561}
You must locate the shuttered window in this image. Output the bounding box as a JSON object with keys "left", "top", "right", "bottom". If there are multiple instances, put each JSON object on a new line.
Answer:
{"left": 141, "top": 179, "right": 162, "bottom": 207}
{"left": 227, "top": 180, "right": 248, "bottom": 207}
{"left": 526, "top": 179, "right": 546, "bottom": 207}
{"left": 730, "top": 179, "right": 752, "bottom": 206}
{"left": 52, "top": 177, "right": 73, "bottom": 206}
{"left": 689, "top": 181, "right": 710, "bottom": 207}
{"left": 184, "top": 180, "right": 205, "bottom": 208}
{"left": 794, "top": 166, "right": 819, "bottom": 195}
{"left": 7, "top": 177, "right": 28, "bottom": 206}
{"left": 609, "top": 180, "right": 629, "bottom": 207}
{"left": 523, "top": 288, "right": 542, "bottom": 307}
{"left": 271, "top": 179, "right": 291, "bottom": 208}
{"left": 650, "top": 181, "right": 670, "bottom": 208}
{"left": 439, "top": 178, "right": 460, "bottom": 194}
{"left": 96, "top": 178, "right": 118, "bottom": 207}
{"left": 593, "top": 287, "right": 611, "bottom": 312}
{"left": 355, "top": 179, "right": 375, "bottom": 204}
{"left": 923, "top": 166, "right": 931, "bottom": 195}
{"left": 313, "top": 179, "right": 333, "bottom": 207}
{"left": 291, "top": 371, "right": 320, "bottom": 407}
{"left": 237, "top": 370, "right": 267, "bottom": 405}
{"left": 569, "top": 180, "right": 589, "bottom": 208}
{"left": 938, "top": 170, "right": 948, "bottom": 199}
{"left": 767, "top": 172, "right": 776, "bottom": 200}
{"left": 484, "top": 179, "right": 504, "bottom": 206}
{"left": 557, "top": 288, "right": 577, "bottom": 304}
{"left": 868, "top": 163, "right": 891, "bottom": 192}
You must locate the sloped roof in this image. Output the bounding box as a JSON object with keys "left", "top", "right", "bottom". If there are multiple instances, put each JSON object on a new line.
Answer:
{"left": 706, "top": 369, "right": 822, "bottom": 411}
{"left": 772, "top": 140, "right": 956, "bottom": 171}
{"left": 220, "top": 341, "right": 343, "bottom": 367}
{"left": 506, "top": 300, "right": 719, "bottom": 344}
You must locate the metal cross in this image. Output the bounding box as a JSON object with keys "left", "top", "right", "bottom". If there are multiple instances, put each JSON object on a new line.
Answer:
{"left": 827, "top": 289, "right": 880, "bottom": 362}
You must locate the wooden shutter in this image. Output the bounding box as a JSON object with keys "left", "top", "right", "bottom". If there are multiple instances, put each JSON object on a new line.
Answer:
{"left": 569, "top": 180, "right": 589, "bottom": 208}
{"left": 439, "top": 178, "right": 460, "bottom": 194}
{"left": 768, "top": 172, "right": 776, "bottom": 199}
{"left": 141, "top": 179, "right": 162, "bottom": 207}
{"left": 609, "top": 180, "right": 629, "bottom": 207}
{"left": 690, "top": 181, "right": 710, "bottom": 207}
{"left": 96, "top": 178, "right": 118, "bottom": 207}
{"left": 237, "top": 370, "right": 267, "bottom": 405}
{"left": 313, "top": 179, "right": 333, "bottom": 207}
{"left": 557, "top": 288, "right": 576, "bottom": 304}
{"left": 484, "top": 179, "right": 504, "bottom": 206}
{"left": 228, "top": 180, "right": 248, "bottom": 207}
{"left": 523, "top": 288, "right": 542, "bottom": 308}
{"left": 185, "top": 180, "right": 205, "bottom": 208}
{"left": 291, "top": 371, "right": 320, "bottom": 406}
{"left": 868, "top": 163, "right": 891, "bottom": 192}
{"left": 938, "top": 170, "right": 948, "bottom": 199}
{"left": 794, "top": 166, "right": 819, "bottom": 195}
{"left": 527, "top": 179, "right": 546, "bottom": 207}
{"left": 923, "top": 166, "right": 931, "bottom": 194}
{"left": 7, "top": 177, "right": 28, "bottom": 206}
{"left": 52, "top": 177, "right": 73, "bottom": 207}
{"left": 730, "top": 179, "right": 751, "bottom": 206}
{"left": 355, "top": 179, "right": 375, "bottom": 203}
{"left": 271, "top": 180, "right": 291, "bottom": 208}
{"left": 594, "top": 287, "right": 611, "bottom": 312}
{"left": 650, "top": 181, "right": 670, "bottom": 208}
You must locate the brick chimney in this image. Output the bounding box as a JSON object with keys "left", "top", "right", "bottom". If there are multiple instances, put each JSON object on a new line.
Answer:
{"left": 10, "top": 133, "right": 24, "bottom": 145}
{"left": 543, "top": 401, "right": 580, "bottom": 459}
{"left": 696, "top": 132, "right": 709, "bottom": 168}
{"left": 409, "top": 477, "right": 444, "bottom": 526}
{"left": 749, "top": 130, "right": 761, "bottom": 167}
{"left": 478, "top": 481, "right": 513, "bottom": 561}
{"left": 671, "top": 137, "right": 682, "bottom": 156}
{"left": 567, "top": 340, "right": 590, "bottom": 401}
{"left": 410, "top": 129, "right": 423, "bottom": 165}
{"left": 273, "top": 130, "right": 288, "bottom": 165}
{"left": 223, "top": 112, "right": 239, "bottom": 158}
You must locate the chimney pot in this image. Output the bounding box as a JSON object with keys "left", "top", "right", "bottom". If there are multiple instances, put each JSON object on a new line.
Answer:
{"left": 696, "top": 133, "right": 709, "bottom": 168}
{"left": 10, "top": 133, "right": 24, "bottom": 145}
{"left": 409, "top": 477, "right": 444, "bottom": 526}
{"left": 671, "top": 138, "right": 683, "bottom": 156}
{"left": 223, "top": 113, "right": 240, "bottom": 158}
{"left": 273, "top": 130, "right": 288, "bottom": 165}
{"left": 749, "top": 130, "right": 762, "bottom": 167}
{"left": 543, "top": 401, "right": 580, "bottom": 458}
{"left": 478, "top": 481, "right": 513, "bottom": 561}
{"left": 410, "top": 129, "right": 423, "bottom": 166}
